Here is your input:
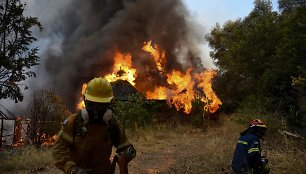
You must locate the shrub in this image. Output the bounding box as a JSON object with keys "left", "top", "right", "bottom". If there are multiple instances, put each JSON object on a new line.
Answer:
{"left": 113, "top": 94, "right": 154, "bottom": 130}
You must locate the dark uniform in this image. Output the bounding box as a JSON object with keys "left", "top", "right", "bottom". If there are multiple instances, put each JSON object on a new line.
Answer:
{"left": 53, "top": 109, "right": 131, "bottom": 174}
{"left": 231, "top": 128, "right": 263, "bottom": 174}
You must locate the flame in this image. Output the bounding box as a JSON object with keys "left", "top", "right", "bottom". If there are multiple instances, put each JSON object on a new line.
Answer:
{"left": 77, "top": 50, "right": 137, "bottom": 110}
{"left": 105, "top": 50, "right": 137, "bottom": 85}
{"left": 42, "top": 134, "right": 58, "bottom": 146}
{"left": 142, "top": 41, "right": 166, "bottom": 73}
{"left": 12, "top": 118, "right": 23, "bottom": 147}
{"left": 75, "top": 41, "right": 222, "bottom": 115}
{"left": 142, "top": 68, "right": 222, "bottom": 114}
{"left": 12, "top": 118, "right": 58, "bottom": 147}
{"left": 146, "top": 86, "right": 169, "bottom": 100}
{"left": 167, "top": 69, "right": 195, "bottom": 114}
{"left": 77, "top": 83, "right": 87, "bottom": 110}
{"left": 194, "top": 70, "right": 222, "bottom": 113}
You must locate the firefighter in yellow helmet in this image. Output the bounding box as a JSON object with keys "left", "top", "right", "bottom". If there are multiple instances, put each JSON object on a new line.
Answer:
{"left": 53, "top": 77, "right": 136, "bottom": 174}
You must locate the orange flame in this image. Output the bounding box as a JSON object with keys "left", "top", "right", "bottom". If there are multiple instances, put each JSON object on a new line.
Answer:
{"left": 105, "top": 50, "right": 137, "bottom": 85}
{"left": 42, "top": 134, "right": 58, "bottom": 146}
{"left": 12, "top": 118, "right": 23, "bottom": 147}
{"left": 167, "top": 69, "right": 195, "bottom": 114}
{"left": 146, "top": 86, "right": 169, "bottom": 100}
{"left": 77, "top": 83, "right": 87, "bottom": 110}
{"left": 76, "top": 41, "right": 222, "bottom": 115}
{"left": 194, "top": 70, "right": 222, "bottom": 113}
{"left": 142, "top": 41, "right": 166, "bottom": 73}
{"left": 77, "top": 50, "right": 137, "bottom": 110}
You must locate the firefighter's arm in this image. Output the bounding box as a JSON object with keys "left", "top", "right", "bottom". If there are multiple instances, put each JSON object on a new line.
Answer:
{"left": 52, "top": 115, "right": 77, "bottom": 173}
{"left": 247, "top": 138, "right": 263, "bottom": 168}
{"left": 108, "top": 115, "right": 136, "bottom": 173}
{"left": 108, "top": 114, "right": 136, "bottom": 156}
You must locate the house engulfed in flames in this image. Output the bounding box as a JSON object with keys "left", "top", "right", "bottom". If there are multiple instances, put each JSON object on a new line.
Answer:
{"left": 77, "top": 41, "right": 222, "bottom": 116}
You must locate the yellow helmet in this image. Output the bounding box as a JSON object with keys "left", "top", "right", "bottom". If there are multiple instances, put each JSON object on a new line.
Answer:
{"left": 84, "top": 77, "right": 113, "bottom": 103}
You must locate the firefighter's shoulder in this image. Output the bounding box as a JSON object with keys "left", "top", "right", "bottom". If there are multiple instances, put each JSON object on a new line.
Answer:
{"left": 62, "top": 113, "right": 79, "bottom": 127}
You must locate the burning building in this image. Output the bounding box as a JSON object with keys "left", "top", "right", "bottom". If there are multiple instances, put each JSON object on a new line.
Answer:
{"left": 76, "top": 44, "right": 221, "bottom": 115}
{"left": 30, "top": 0, "right": 221, "bottom": 115}
{"left": 111, "top": 80, "right": 145, "bottom": 101}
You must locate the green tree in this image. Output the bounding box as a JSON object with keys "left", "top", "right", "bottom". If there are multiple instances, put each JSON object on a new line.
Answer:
{"left": 278, "top": 0, "right": 306, "bottom": 13}
{"left": 207, "top": 0, "right": 278, "bottom": 110}
{"left": 113, "top": 94, "right": 154, "bottom": 131}
{"left": 208, "top": 0, "right": 306, "bottom": 123}
{"left": 0, "top": 0, "right": 42, "bottom": 102}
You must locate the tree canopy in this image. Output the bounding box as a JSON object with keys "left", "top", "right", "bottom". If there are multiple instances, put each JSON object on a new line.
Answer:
{"left": 207, "top": 0, "right": 306, "bottom": 121}
{"left": 0, "top": 0, "right": 42, "bottom": 102}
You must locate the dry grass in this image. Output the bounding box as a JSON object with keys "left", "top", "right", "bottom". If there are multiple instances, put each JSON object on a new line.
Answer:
{"left": 1, "top": 114, "right": 305, "bottom": 174}
{"left": 0, "top": 146, "right": 54, "bottom": 172}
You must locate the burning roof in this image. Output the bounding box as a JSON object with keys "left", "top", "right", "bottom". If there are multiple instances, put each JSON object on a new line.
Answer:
{"left": 111, "top": 80, "right": 145, "bottom": 101}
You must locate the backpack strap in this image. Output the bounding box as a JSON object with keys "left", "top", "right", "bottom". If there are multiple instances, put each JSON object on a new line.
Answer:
{"left": 58, "top": 113, "right": 79, "bottom": 145}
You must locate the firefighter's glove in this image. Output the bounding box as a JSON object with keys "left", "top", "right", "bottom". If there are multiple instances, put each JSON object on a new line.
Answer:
{"left": 260, "top": 158, "right": 270, "bottom": 174}
{"left": 261, "top": 163, "right": 270, "bottom": 174}
{"left": 70, "top": 166, "right": 89, "bottom": 174}
{"left": 261, "top": 158, "right": 268, "bottom": 165}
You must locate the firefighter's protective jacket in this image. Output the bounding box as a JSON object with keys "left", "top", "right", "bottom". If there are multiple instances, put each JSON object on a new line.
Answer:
{"left": 231, "top": 128, "right": 263, "bottom": 173}
{"left": 52, "top": 109, "right": 131, "bottom": 174}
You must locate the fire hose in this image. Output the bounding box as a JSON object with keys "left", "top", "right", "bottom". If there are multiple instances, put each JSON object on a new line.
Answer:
{"left": 110, "top": 146, "right": 136, "bottom": 174}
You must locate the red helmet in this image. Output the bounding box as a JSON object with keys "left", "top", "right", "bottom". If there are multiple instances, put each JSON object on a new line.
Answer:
{"left": 249, "top": 119, "right": 267, "bottom": 128}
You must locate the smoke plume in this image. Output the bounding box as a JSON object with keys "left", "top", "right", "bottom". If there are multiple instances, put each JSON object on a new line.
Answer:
{"left": 25, "top": 0, "right": 209, "bottom": 110}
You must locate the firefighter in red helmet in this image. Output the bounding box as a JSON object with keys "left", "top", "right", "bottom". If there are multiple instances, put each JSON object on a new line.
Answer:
{"left": 231, "top": 119, "right": 269, "bottom": 174}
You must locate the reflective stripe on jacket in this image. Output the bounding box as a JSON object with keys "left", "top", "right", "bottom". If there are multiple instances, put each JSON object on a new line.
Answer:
{"left": 231, "top": 132, "right": 262, "bottom": 173}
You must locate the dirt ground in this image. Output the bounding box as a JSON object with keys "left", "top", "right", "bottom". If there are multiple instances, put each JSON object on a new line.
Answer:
{"left": 5, "top": 116, "right": 306, "bottom": 174}
{"left": 9, "top": 132, "right": 233, "bottom": 174}
{"left": 6, "top": 119, "right": 237, "bottom": 174}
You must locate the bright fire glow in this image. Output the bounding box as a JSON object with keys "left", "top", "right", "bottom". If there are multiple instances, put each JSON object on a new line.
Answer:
{"left": 142, "top": 41, "right": 166, "bottom": 73}
{"left": 167, "top": 69, "right": 195, "bottom": 114}
{"left": 105, "top": 50, "right": 137, "bottom": 86}
{"left": 42, "top": 134, "right": 58, "bottom": 146}
{"left": 76, "top": 41, "right": 222, "bottom": 115}
{"left": 12, "top": 118, "right": 23, "bottom": 147}
{"left": 194, "top": 70, "right": 222, "bottom": 113}
{"left": 146, "top": 86, "right": 169, "bottom": 100}
{"left": 77, "top": 50, "right": 137, "bottom": 110}
{"left": 77, "top": 83, "right": 87, "bottom": 110}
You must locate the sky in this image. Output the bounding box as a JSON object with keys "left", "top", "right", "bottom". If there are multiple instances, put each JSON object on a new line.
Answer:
{"left": 184, "top": 0, "right": 279, "bottom": 30}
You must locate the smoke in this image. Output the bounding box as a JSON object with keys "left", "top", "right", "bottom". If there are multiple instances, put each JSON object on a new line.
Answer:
{"left": 22, "top": 0, "right": 211, "bottom": 110}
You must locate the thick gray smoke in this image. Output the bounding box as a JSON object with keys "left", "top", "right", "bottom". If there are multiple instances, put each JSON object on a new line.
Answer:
{"left": 25, "top": 0, "right": 209, "bottom": 110}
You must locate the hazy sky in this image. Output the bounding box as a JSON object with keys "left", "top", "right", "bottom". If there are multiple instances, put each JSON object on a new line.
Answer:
{"left": 183, "top": 0, "right": 279, "bottom": 30}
